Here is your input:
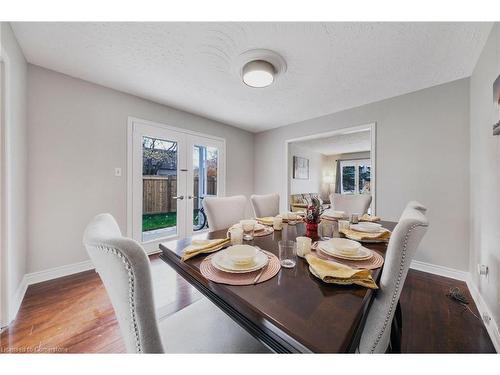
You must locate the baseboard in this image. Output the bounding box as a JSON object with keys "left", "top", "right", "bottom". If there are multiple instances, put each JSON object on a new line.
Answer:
{"left": 25, "top": 259, "right": 95, "bottom": 286}
{"left": 25, "top": 248, "right": 161, "bottom": 286}
{"left": 410, "top": 260, "right": 469, "bottom": 281}
{"left": 466, "top": 277, "right": 500, "bottom": 353}
{"left": 7, "top": 275, "right": 28, "bottom": 324}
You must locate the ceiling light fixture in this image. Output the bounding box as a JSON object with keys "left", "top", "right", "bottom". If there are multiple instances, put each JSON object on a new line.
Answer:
{"left": 234, "top": 49, "right": 287, "bottom": 89}
{"left": 242, "top": 60, "right": 275, "bottom": 88}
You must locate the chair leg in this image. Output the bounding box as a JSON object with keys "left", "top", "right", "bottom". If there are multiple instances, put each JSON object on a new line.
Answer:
{"left": 389, "top": 301, "right": 403, "bottom": 353}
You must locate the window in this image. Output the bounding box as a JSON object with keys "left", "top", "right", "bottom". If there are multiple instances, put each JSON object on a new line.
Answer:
{"left": 340, "top": 159, "right": 371, "bottom": 195}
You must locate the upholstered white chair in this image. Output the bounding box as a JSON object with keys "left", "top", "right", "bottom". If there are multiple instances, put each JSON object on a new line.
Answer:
{"left": 83, "top": 213, "right": 269, "bottom": 353}
{"left": 358, "top": 202, "right": 429, "bottom": 353}
{"left": 203, "top": 195, "right": 248, "bottom": 231}
{"left": 408, "top": 200, "right": 427, "bottom": 214}
{"left": 329, "top": 193, "right": 372, "bottom": 215}
{"left": 250, "top": 193, "right": 280, "bottom": 218}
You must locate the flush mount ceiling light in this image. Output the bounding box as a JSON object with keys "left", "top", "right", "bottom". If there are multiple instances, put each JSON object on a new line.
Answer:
{"left": 234, "top": 49, "right": 287, "bottom": 89}
{"left": 242, "top": 60, "right": 275, "bottom": 88}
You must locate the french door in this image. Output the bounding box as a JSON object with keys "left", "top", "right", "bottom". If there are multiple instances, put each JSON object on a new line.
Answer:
{"left": 129, "top": 118, "right": 225, "bottom": 251}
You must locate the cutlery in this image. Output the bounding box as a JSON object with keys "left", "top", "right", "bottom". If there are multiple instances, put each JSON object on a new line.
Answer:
{"left": 253, "top": 250, "right": 271, "bottom": 284}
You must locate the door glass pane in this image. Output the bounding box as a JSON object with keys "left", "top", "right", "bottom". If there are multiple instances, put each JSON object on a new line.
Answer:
{"left": 193, "top": 145, "right": 218, "bottom": 231}
{"left": 142, "top": 136, "right": 178, "bottom": 242}
{"left": 342, "top": 166, "right": 356, "bottom": 193}
{"left": 358, "top": 164, "right": 371, "bottom": 194}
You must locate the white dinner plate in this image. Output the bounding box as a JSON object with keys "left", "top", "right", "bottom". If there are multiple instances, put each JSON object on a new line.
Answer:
{"left": 350, "top": 223, "right": 385, "bottom": 233}
{"left": 211, "top": 248, "right": 269, "bottom": 273}
{"left": 317, "top": 242, "right": 373, "bottom": 260}
{"left": 232, "top": 223, "right": 266, "bottom": 232}
{"left": 322, "top": 209, "right": 346, "bottom": 219}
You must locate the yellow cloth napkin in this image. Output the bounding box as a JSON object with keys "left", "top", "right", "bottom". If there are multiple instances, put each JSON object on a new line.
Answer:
{"left": 181, "top": 238, "right": 230, "bottom": 261}
{"left": 359, "top": 214, "right": 381, "bottom": 222}
{"left": 256, "top": 217, "right": 275, "bottom": 226}
{"left": 305, "top": 254, "right": 378, "bottom": 289}
{"left": 340, "top": 228, "right": 391, "bottom": 242}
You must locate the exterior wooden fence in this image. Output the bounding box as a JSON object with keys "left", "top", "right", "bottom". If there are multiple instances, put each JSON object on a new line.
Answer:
{"left": 143, "top": 175, "right": 217, "bottom": 214}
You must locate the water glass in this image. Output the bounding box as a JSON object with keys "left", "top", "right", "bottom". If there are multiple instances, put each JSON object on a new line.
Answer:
{"left": 318, "top": 220, "right": 338, "bottom": 240}
{"left": 296, "top": 236, "right": 312, "bottom": 258}
{"left": 278, "top": 240, "right": 297, "bottom": 268}
{"left": 229, "top": 227, "right": 243, "bottom": 245}
{"left": 273, "top": 216, "right": 283, "bottom": 230}
{"left": 338, "top": 220, "right": 350, "bottom": 232}
{"left": 240, "top": 219, "right": 257, "bottom": 241}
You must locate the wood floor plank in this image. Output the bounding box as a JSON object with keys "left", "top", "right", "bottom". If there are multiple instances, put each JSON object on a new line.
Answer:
{"left": 1, "top": 257, "right": 495, "bottom": 353}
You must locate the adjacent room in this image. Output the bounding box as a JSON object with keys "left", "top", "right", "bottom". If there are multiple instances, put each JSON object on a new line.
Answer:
{"left": 1, "top": 18, "right": 499, "bottom": 358}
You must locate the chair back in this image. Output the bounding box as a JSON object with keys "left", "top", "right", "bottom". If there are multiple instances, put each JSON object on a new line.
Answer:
{"left": 250, "top": 193, "right": 280, "bottom": 218}
{"left": 83, "top": 213, "right": 164, "bottom": 353}
{"left": 330, "top": 193, "right": 372, "bottom": 215}
{"left": 203, "top": 195, "right": 248, "bottom": 231}
{"left": 358, "top": 202, "right": 429, "bottom": 353}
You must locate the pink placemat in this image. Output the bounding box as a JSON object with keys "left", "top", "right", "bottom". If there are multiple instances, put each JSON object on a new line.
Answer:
{"left": 200, "top": 250, "right": 281, "bottom": 285}
{"left": 314, "top": 247, "right": 384, "bottom": 270}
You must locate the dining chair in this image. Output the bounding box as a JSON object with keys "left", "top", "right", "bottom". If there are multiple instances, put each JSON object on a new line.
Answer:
{"left": 83, "top": 213, "right": 269, "bottom": 353}
{"left": 409, "top": 200, "right": 427, "bottom": 214}
{"left": 203, "top": 195, "right": 248, "bottom": 231}
{"left": 358, "top": 202, "right": 429, "bottom": 353}
{"left": 329, "top": 193, "right": 372, "bottom": 215}
{"left": 250, "top": 193, "right": 280, "bottom": 218}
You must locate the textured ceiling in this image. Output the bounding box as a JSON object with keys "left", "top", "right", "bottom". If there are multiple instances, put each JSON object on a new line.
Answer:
{"left": 12, "top": 22, "right": 493, "bottom": 133}
{"left": 293, "top": 131, "right": 371, "bottom": 155}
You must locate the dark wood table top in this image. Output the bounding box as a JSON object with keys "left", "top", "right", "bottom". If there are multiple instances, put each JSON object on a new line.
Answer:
{"left": 159, "top": 221, "right": 396, "bottom": 353}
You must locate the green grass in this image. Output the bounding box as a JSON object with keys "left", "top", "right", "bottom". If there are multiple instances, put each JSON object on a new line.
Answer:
{"left": 143, "top": 212, "right": 177, "bottom": 232}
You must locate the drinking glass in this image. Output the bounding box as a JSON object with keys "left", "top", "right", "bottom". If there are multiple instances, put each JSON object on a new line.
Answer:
{"left": 229, "top": 227, "right": 243, "bottom": 245}
{"left": 273, "top": 216, "right": 283, "bottom": 230}
{"left": 278, "top": 240, "right": 297, "bottom": 268}
{"left": 338, "top": 220, "right": 350, "bottom": 232}
{"left": 240, "top": 219, "right": 257, "bottom": 241}
{"left": 296, "top": 236, "right": 312, "bottom": 258}
{"left": 318, "top": 220, "right": 339, "bottom": 240}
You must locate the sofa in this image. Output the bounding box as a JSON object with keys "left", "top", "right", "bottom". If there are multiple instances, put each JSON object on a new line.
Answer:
{"left": 290, "top": 193, "right": 330, "bottom": 212}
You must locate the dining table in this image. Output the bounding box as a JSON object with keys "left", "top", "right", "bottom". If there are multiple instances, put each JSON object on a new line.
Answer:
{"left": 159, "top": 220, "right": 397, "bottom": 353}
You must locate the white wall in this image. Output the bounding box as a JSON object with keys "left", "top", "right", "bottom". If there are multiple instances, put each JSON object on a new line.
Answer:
{"left": 0, "top": 22, "right": 28, "bottom": 323}
{"left": 27, "top": 64, "right": 255, "bottom": 273}
{"left": 469, "top": 23, "right": 500, "bottom": 345}
{"left": 289, "top": 144, "right": 323, "bottom": 195}
{"left": 255, "top": 79, "right": 470, "bottom": 271}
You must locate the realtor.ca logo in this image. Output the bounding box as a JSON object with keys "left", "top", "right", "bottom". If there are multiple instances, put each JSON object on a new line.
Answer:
{"left": 0, "top": 343, "right": 68, "bottom": 353}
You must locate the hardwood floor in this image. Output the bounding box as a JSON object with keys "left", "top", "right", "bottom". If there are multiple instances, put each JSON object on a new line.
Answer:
{"left": 0, "top": 257, "right": 495, "bottom": 353}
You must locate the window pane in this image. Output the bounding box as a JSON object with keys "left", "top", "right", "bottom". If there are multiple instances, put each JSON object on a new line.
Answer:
{"left": 342, "top": 166, "right": 356, "bottom": 193}
{"left": 142, "top": 136, "right": 178, "bottom": 242}
{"left": 359, "top": 165, "right": 371, "bottom": 194}
{"left": 193, "top": 145, "right": 218, "bottom": 232}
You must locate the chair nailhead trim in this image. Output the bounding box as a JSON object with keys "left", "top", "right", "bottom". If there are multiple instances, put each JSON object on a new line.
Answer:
{"left": 369, "top": 223, "right": 420, "bottom": 354}
{"left": 97, "top": 245, "right": 142, "bottom": 353}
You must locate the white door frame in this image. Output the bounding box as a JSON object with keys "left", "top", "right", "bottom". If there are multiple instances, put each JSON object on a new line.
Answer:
{"left": 0, "top": 48, "right": 12, "bottom": 327}
{"left": 127, "top": 117, "right": 226, "bottom": 251}
{"left": 283, "top": 122, "right": 377, "bottom": 214}
{"left": 0, "top": 55, "right": 5, "bottom": 327}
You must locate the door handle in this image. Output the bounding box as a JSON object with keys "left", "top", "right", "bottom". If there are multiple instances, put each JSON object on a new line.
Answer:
{"left": 188, "top": 196, "right": 197, "bottom": 199}
{"left": 173, "top": 196, "right": 184, "bottom": 200}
